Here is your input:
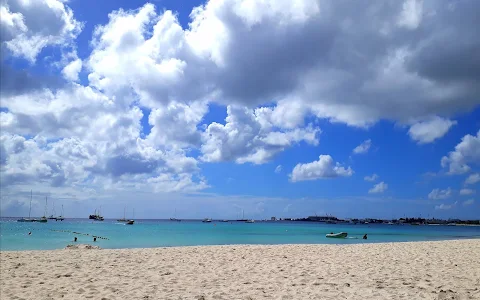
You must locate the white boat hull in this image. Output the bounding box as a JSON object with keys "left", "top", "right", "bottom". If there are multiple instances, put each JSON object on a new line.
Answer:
{"left": 326, "top": 232, "right": 348, "bottom": 238}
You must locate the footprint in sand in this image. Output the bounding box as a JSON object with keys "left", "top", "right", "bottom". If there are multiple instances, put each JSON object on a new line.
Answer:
{"left": 437, "top": 289, "right": 462, "bottom": 300}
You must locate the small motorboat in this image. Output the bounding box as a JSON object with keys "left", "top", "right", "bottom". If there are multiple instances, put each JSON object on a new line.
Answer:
{"left": 326, "top": 232, "right": 348, "bottom": 238}
{"left": 126, "top": 220, "right": 134, "bottom": 225}
{"left": 202, "top": 218, "right": 212, "bottom": 223}
{"left": 245, "top": 219, "right": 255, "bottom": 223}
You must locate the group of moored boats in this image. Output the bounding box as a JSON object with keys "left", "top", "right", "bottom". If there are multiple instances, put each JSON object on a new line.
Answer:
{"left": 17, "top": 191, "right": 64, "bottom": 223}
{"left": 89, "top": 207, "right": 135, "bottom": 225}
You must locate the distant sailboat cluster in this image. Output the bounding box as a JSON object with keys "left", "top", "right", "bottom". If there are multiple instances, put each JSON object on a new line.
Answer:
{"left": 17, "top": 191, "right": 64, "bottom": 223}
{"left": 17, "top": 193, "right": 259, "bottom": 224}
{"left": 47, "top": 200, "right": 65, "bottom": 221}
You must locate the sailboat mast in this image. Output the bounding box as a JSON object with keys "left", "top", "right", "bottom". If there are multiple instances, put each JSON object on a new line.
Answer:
{"left": 29, "top": 190, "right": 32, "bottom": 218}
{"left": 124, "top": 206, "right": 126, "bottom": 219}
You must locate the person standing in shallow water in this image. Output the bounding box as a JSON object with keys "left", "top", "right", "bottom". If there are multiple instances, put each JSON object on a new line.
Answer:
{"left": 363, "top": 234, "right": 368, "bottom": 240}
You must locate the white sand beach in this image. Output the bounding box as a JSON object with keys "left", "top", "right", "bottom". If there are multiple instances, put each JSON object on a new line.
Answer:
{"left": 1, "top": 240, "right": 479, "bottom": 300}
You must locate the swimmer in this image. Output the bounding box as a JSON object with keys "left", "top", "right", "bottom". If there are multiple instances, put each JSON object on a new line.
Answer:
{"left": 74, "top": 237, "right": 77, "bottom": 242}
{"left": 363, "top": 234, "right": 368, "bottom": 240}
{"left": 28, "top": 231, "right": 32, "bottom": 235}
{"left": 93, "top": 237, "right": 97, "bottom": 242}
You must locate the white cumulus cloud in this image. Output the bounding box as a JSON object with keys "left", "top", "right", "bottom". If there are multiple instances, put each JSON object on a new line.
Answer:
{"left": 1, "top": 0, "right": 82, "bottom": 62}
{"left": 368, "top": 182, "right": 388, "bottom": 194}
{"left": 62, "top": 58, "right": 82, "bottom": 82}
{"left": 353, "top": 139, "right": 372, "bottom": 154}
{"left": 428, "top": 188, "right": 452, "bottom": 200}
{"left": 441, "top": 130, "right": 480, "bottom": 174}
{"left": 200, "top": 106, "right": 320, "bottom": 165}
{"left": 459, "top": 188, "right": 475, "bottom": 196}
{"left": 408, "top": 117, "right": 457, "bottom": 144}
{"left": 290, "top": 155, "right": 353, "bottom": 182}
{"left": 465, "top": 173, "right": 480, "bottom": 185}
{"left": 3, "top": 0, "right": 480, "bottom": 199}
{"left": 364, "top": 174, "right": 379, "bottom": 182}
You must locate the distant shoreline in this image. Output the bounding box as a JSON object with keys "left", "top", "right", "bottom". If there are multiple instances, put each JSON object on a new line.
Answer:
{"left": 2, "top": 216, "right": 479, "bottom": 226}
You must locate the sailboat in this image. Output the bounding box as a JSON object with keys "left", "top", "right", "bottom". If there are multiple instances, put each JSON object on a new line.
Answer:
{"left": 117, "top": 207, "right": 128, "bottom": 223}
{"left": 56, "top": 205, "right": 65, "bottom": 221}
{"left": 126, "top": 208, "right": 135, "bottom": 225}
{"left": 48, "top": 200, "right": 56, "bottom": 219}
{"left": 34, "top": 196, "right": 48, "bottom": 222}
{"left": 17, "top": 190, "right": 35, "bottom": 222}
{"left": 236, "top": 209, "right": 248, "bottom": 222}
{"left": 170, "top": 208, "right": 181, "bottom": 221}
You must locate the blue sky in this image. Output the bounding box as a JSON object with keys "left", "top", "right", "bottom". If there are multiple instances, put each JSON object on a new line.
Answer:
{"left": 1, "top": 0, "right": 479, "bottom": 219}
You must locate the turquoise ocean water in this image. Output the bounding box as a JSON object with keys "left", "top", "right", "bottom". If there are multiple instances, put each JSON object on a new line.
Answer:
{"left": 1, "top": 218, "right": 479, "bottom": 251}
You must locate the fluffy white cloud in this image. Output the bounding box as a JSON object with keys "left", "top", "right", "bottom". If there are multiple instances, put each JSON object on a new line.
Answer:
{"left": 353, "top": 139, "right": 372, "bottom": 154}
{"left": 465, "top": 173, "right": 480, "bottom": 185}
{"left": 428, "top": 188, "right": 452, "bottom": 200}
{"left": 368, "top": 181, "right": 388, "bottom": 194}
{"left": 364, "top": 174, "right": 379, "bottom": 182}
{"left": 463, "top": 199, "right": 475, "bottom": 206}
{"left": 3, "top": 0, "right": 480, "bottom": 197}
{"left": 408, "top": 117, "right": 457, "bottom": 144}
{"left": 1, "top": 0, "right": 82, "bottom": 62}
{"left": 62, "top": 58, "right": 82, "bottom": 82}
{"left": 201, "top": 106, "right": 320, "bottom": 165}
{"left": 147, "top": 101, "right": 208, "bottom": 149}
{"left": 0, "top": 83, "right": 207, "bottom": 192}
{"left": 459, "top": 188, "right": 475, "bottom": 196}
{"left": 290, "top": 155, "right": 353, "bottom": 182}
{"left": 441, "top": 131, "right": 480, "bottom": 174}
{"left": 86, "top": 0, "right": 480, "bottom": 127}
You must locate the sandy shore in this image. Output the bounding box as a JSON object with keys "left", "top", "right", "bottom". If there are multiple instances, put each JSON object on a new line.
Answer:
{"left": 1, "top": 240, "right": 479, "bottom": 300}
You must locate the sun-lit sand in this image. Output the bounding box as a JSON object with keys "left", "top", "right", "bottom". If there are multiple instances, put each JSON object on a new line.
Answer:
{"left": 1, "top": 240, "right": 479, "bottom": 299}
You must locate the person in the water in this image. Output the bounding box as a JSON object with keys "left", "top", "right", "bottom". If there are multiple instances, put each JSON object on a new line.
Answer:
{"left": 363, "top": 234, "right": 368, "bottom": 240}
